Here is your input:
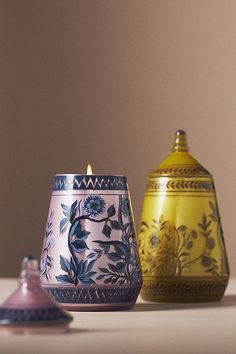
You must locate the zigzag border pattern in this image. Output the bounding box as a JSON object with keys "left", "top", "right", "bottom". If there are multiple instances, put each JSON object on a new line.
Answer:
{"left": 44, "top": 285, "right": 141, "bottom": 304}
{"left": 147, "top": 179, "right": 215, "bottom": 192}
{"left": 53, "top": 175, "right": 128, "bottom": 191}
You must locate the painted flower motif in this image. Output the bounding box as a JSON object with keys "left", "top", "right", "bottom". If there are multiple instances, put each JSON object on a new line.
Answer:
{"left": 150, "top": 233, "right": 159, "bottom": 247}
{"left": 140, "top": 232, "right": 159, "bottom": 252}
{"left": 122, "top": 197, "right": 130, "bottom": 218}
{"left": 83, "top": 195, "right": 105, "bottom": 217}
{"left": 201, "top": 255, "right": 212, "bottom": 267}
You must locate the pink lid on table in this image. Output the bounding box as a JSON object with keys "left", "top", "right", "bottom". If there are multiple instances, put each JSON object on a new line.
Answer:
{"left": 0, "top": 256, "right": 73, "bottom": 334}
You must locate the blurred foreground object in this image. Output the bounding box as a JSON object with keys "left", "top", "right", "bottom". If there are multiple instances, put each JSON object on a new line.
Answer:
{"left": 0, "top": 256, "right": 72, "bottom": 334}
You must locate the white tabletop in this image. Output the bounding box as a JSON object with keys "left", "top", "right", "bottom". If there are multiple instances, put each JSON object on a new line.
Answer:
{"left": 0, "top": 278, "right": 236, "bottom": 354}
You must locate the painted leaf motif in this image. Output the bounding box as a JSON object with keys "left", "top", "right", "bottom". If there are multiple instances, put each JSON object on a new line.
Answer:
{"left": 96, "top": 251, "right": 103, "bottom": 259}
{"left": 87, "top": 259, "right": 96, "bottom": 272}
{"left": 107, "top": 205, "right": 116, "bottom": 217}
{"left": 108, "top": 263, "right": 118, "bottom": 272}
{"left": 202, "top": 214, "right": 207, "bottom": 225}
{"left": 76, "top": 230, "right": 90, "bottom": 240}
{"left": 69, "top": 257, "right": 77, "bottom": 274}
{"left": 70, "top": 200, "right": 78, "bottom": 222}
{"left": 99, "top": 267, "right": 109, "bottom": 273}
{"left": 103, "top": 224, "right": 112, "bottom": 238}
{"left": 87, "top": 252, "right": 96, "bottom": 259}
{"left": 159, "top": 215, "right": 164, "bottom": 223}
{"left": 69, "top": 220, "right": 81, "bottom": 237}
{"left": 180, "top": 252, "right": 189, "bottom": 257}
{"left": 110, "top": 220, "right": 121, "bottom": 230}
{"left": 55, "top": 274, "right": 73, "bottom": 284}
{"left": 59, "top": 255, "right": 70, "bottom": 272}
{"left": 206, "top": 237, "right": 215, "bottom": 249}
{"left": 141, "top": 221, "right": 149, "bottom": 230}
{"left": 60, "top": 217, "right": 69, "bottom": 235}
{"left": 61, "top": 204, "right": 70, "bottom": 212}
{"left": 114, "top": 243, "right": 128, "bottom": 258}
{"left": 107, "top": 252, "right": 121, "bottom": 261}
{"left": 118, "top": 195, "right": 124, "bottom": 228}
{"left": 94, "top": 248, "right": 103, "bottom": 258}
{"left": 104, "top": 245, "right": 110, "bottom": 254}
{"left": 63, "top": 210, "right": 69, "bottom": 217}
{"left": 209, "top": 213, "right": 217, "bottom": 222}
{"left": 85, "top": 271, "right": 96, "bottom": 278}
{"left": 71, "top": 239, "right": 88, "bottom": 253}
{"left": 116, "top": 261, "right": 125, "bottom": 270}
{"left": 205, "top": 221, "right": 212, "bottom": 229}
{"left": 77, "top": 260, "right": 84, "bottom": 275}
{"left": 96, "top": 274, "right": 105, "bottom": 280}
{"left": 104, "top": 277, "right": 113, "bottom": 284}
{"left": 93, "top": 240, "right": 126, "bottom": 257}
{"left": 92, "top": 240, "right": 111, "bottom": 255}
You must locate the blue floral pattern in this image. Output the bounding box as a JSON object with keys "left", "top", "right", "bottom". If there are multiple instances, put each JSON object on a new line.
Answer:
{"left": 122, "top": 196, "right": 131, "bottom": 218}
{"left": 56, "top": 256, "right": 96, "bottom": 285}
{"left": 55, "top": 195, "right": 142, "bottom": 287}
{"left": 83, "top": 195, "right": 105, "bottom": 217}
{"left": 92, "top": 195, "right": 141, "bottom": 285}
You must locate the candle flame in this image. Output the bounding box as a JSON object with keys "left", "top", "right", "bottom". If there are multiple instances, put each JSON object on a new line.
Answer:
{"left": 87, "top": 164, "right": 93, "bottom": 175}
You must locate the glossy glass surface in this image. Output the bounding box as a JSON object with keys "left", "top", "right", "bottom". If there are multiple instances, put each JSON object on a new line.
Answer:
{"left": 139, "top": 131, "right": 229, "bottom": 302}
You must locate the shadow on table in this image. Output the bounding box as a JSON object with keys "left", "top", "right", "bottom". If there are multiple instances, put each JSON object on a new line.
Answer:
{"left": 67, "top": 328, "right": 139, "bottom": 335}
{"left": 131, "top": 294, "right": 236, "bottom": 312}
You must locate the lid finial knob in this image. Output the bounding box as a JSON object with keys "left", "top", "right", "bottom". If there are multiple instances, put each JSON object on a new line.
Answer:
{"left": 172, "top": 130, "right": 189, "bottom": 152}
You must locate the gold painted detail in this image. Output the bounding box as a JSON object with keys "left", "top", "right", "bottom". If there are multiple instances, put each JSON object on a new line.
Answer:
{"left": 152, "top": 165, "right": 209, "bottom": 177}
{"left": 141, "top": 278, "right": 228, "bottom": 298}
{"left": 147, "top": 179, "right": 214, "bottom": 192}
{"left": 139, "top": 202, "right": 229, "bottom": 278}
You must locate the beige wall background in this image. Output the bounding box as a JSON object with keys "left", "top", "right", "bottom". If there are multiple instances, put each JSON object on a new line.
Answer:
{"left": 0, "top": 0, "right": 236, "bottom": 276}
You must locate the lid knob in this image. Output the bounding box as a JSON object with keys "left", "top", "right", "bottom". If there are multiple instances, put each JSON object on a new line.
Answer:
{"left": 172, "top": 130, "right": 189, "bottom": 152}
